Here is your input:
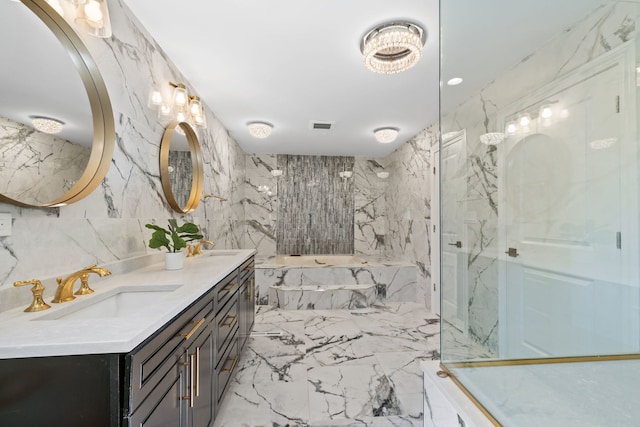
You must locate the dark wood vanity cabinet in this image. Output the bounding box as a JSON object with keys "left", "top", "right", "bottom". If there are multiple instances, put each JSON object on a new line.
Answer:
{"left": 0, "top": 256, "right": 254, "bottom": 427}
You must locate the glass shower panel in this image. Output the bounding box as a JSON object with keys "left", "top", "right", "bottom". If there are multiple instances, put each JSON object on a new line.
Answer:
{"left": 440, "top": 0, "right": 640, "bottom": 424}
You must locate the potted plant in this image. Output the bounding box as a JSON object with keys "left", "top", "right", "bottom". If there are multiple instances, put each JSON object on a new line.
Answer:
{"left": 145, "top": 219, "right": 203, "bottom": 270}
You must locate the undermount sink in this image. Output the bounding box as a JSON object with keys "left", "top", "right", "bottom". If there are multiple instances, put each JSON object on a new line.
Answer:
{"left": 197, "top": 250, "right": 240, "bottom": 257}
{"left": 35, "top": 284, "right": 182, "bottom": 321}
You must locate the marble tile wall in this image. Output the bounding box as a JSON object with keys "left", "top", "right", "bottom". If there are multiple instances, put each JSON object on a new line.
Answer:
{"left": 384, "top": 125, "right": 439, "bottom": 310}
{"left": 276, "top": 155, "right": 355, "bottom": 255}
{"left": 440, "top": 2, "right": 639, "bottom": 354}
{"left": 0, "top": 0, "right": 246, "bottom": 306}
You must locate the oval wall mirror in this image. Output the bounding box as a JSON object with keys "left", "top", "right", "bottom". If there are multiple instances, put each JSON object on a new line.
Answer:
{"left": 0, "top": 0, "right": 115, "bottom": 208}
{"left": 160, "top": 122, "right": 204, "bottom": 213}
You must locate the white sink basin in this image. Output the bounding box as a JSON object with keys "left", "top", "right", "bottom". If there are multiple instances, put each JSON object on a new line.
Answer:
{"left": 35, "top": 284, "right": 182, "bottom": 321}
{"left": 195, "top": 250, "right": 240, "bottom": 258}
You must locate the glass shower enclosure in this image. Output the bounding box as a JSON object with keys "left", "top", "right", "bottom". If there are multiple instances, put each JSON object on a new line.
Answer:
{"left": 439, "top": 0, "right": 640, "bottom": 425}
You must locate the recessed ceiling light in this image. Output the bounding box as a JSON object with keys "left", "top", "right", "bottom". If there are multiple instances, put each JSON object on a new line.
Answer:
{"left": 31, "top": 116, "right": 64, "bottom": 134}
{"left": 447, "top": 77, "right": 463, "bottom": 86}
{"left": 247, "top": 122, "right": 273, "bottom": 139}
{"left": 361, "top": 22, "right": 426, "bottom": 75}
{"left": 374, "top": 127, "right": 399, "bottom": 143}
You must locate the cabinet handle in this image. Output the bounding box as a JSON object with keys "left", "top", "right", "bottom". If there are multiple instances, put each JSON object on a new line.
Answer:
{"left": 188, "top": 352, "right": 195, "bottom": 408}
{"left": 221, "top": 314, "right": 237, "bottom": 327}
{"left": 222, "top": 356, "right": 238, "bottom": 372}
{"left": 220, "top": 282, "right": 236, "bottom": 295}
{"left": 195, "top": 346, "right": 200, "bottom": 397}
{"left": 178, "top": 318, "right": 206, "bottom": 340}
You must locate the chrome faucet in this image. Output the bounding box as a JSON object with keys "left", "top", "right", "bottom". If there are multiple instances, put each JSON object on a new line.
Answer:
{"left": 52, "top": 264, "right": 111, "bottom": 303}
{"left": 187, "top": 240, "right": 215, "bottom": 257}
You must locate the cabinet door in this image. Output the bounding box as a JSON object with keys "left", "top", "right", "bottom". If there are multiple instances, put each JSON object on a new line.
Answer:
{"left": 128, "top": 356, "right": 185, "bottom": 427}
{"left": 186, "top": 328, "right": 215, "bottom": 427}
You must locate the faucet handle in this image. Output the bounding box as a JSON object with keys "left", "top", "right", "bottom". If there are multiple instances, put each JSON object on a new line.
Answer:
{"left": 13, "top": 279, "right": 51, "bottom": 312}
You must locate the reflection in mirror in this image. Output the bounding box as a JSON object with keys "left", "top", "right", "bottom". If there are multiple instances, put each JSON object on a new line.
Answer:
{"left": 160, "top": 122, "right": 203, "bottom": 214}
{"left": 0, "top": 0, "right": 114, "bottom": 207}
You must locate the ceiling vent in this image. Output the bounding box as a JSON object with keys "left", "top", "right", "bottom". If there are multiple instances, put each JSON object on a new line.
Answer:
{"left": 310, "top": 121, "right": 334, "bottom": 131}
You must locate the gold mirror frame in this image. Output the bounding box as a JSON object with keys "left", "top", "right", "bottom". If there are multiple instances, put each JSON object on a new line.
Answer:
{"left": 0, "top": 0, "right": 115, "bottom": 208}
{"left": 160, "top": 122, "right": 204, "bottom": 213}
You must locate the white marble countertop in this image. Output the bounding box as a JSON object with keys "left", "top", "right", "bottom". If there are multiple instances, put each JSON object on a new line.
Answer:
{"left": 0, "top": 249, "right": 255, "bottom": 359}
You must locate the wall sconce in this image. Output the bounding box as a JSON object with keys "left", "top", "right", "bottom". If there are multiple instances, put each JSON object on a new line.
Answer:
{"left": 339, "top": 171, "right": 353, "bottom": 179}
{"left": 376, "top": 171, "right": 390, "bottom": 179}
{"left": 42, "top": 0, "right": 112, "bottom": 38}
{"left": 148, "top": 82, "right": 207, "bottom": 129}
{"left": 271, "top": 169, "right": 283, "bottom": 177}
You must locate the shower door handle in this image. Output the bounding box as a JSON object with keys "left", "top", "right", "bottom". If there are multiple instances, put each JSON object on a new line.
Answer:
{"left": 448, "top": 241, "right": 462, "bottom": 248}
{"left": 505, "top": 247, "right": 519, "bottom": 257}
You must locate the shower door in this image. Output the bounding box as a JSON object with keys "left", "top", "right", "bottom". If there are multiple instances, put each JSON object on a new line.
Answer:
{"left": 499, "top": 47, "right": 640, "bottom": 358}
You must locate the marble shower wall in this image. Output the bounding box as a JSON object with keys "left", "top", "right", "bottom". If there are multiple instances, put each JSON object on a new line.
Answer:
{"left": 384, "top": 125, "right": 439, "bottom": 310}
{"left": 440, "top": 2, "right": 639, "bottom": 354}
{"left": 0, "top": 0, "right": 246, "bottom": 302}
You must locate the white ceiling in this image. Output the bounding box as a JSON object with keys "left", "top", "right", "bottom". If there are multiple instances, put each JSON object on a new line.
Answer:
{"left": 122, "top": 0, "right": 607, "bottom": 157}
{"left": 123, "top": 0, "right": 439, "bottom": 157}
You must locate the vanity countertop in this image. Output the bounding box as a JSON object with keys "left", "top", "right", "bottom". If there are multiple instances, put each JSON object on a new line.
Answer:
{"left": 0, "top": 249, "right": 255, "bottom": 359}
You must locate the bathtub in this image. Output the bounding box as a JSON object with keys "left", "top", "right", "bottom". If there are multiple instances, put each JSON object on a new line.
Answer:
{"left": 274, "top": 254, "right": 369, "bottom": 266}
{"left": 254, "top": 254, "right": 417, "bottom": 309}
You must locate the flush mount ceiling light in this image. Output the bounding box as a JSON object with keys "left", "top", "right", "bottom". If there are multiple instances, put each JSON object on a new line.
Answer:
{"left": 31, "top": 116, "right": 64, "bottom": 134}
{"left": 247, "top": 122, "right": 273, "bottom": 139}
{"left": 447, "top": 77, "right": 463, "bottom": 86}
{"left": 479, "top": 132, "right": 505, "bottom": 146}
{"left": 374, "top": 127, "right": 399, "bottom": 144}
{"left": 361, "top": 22, "right": 426, "bottom": 74}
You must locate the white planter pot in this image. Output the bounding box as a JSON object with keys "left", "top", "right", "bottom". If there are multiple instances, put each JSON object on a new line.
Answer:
{"left": 165, "top": 251, "right": 184, "bottom": 270}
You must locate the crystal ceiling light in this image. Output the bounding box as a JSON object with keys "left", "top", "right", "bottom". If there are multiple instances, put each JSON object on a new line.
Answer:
{"left": 31, "top": 116, "right": 64, "bottom": 134}
{"left": 374, "top": 127, "right": 399, "bottom": 143}
{"left": 361, "top": 22, "right": 426, "bottom": 74}
{"left": 248, "top": 122, "right": 273, "bottom": 139}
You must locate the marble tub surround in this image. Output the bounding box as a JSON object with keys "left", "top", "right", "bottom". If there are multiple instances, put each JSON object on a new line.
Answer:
{"left": 0, "top": 0, "right": 246, "bottom": 290}
{"left": 0, "top": 249, "right": 255, "bottom": 359}
{"left": 270, "top": 283, "right": 377, "bottom": 310}
{"left": 213, "top": 302, "right": 439, "bottom": 427}
{"left": 255, "top": 257, "right": 417, "bottom": 306}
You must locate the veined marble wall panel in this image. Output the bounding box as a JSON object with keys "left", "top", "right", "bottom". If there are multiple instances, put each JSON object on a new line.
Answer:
{"left": 385, "top": 125, "right": 438, "bottom": 310}
{"left": 0, "top": 0, "right": 246, "bottom": 293}
{"left": 354, "top": 157, "right": 389, "bottom": 256}
{"left": 276, "top": 155, "right": 354, "bottom": 255}
{"left": 440, "top": 3, "right": 639, "bottom": 355}
{"left": 244, "top": 155, "right": 277, "bottom": 258}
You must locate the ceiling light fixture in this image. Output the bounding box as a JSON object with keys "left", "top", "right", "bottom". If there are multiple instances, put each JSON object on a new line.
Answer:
{"left": 31, "top": 116, "right": 64, "bottom": 134}
{"left": 377, "top": 171, "right": 390, "bottom": 179}
{"left": 247, "top": 122, "right": 273, "bottom": 139}
{"left": 374, "top": 127, "right": 399, "bottom": 144}
{"left": 479, "top": 132, "right": 505, "bottom": 146}
{"left": 361, "top": 21, "right": 426, "bottom": 74}
{"left": 447, "top": 77, "right": 463, "bottom": 86}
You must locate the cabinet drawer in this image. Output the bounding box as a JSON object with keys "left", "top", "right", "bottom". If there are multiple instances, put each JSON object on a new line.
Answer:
{"left": 215, "top": 294, "right": 238, "bottom": 356}
{"left": 215, "top": 334, "right": 239, "bottom": 405}
{"left": 215, "top": 274, "right": 238, "bottom": 309}
{"left": 127, "top": 290, "right": 214, "bottom": 411}
{"left": 239, "top": 258, "right": 254, "bottom": 282}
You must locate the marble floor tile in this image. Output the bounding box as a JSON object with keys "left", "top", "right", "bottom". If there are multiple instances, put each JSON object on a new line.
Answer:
{"left": 214, "top": 302, "right": 443, "bottom": 427}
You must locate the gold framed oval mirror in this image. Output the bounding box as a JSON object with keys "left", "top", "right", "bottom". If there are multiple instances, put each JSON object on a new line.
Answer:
{"left": 0, "top": 0, "right": 115, "bottom": 208}
{"left": 160, "top": 122, "right": 204, "bottom": 213}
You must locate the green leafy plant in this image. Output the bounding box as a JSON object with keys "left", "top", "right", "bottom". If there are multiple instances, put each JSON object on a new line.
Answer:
{"left": 145, "top": 219, "right": 203, "bottom": 253}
